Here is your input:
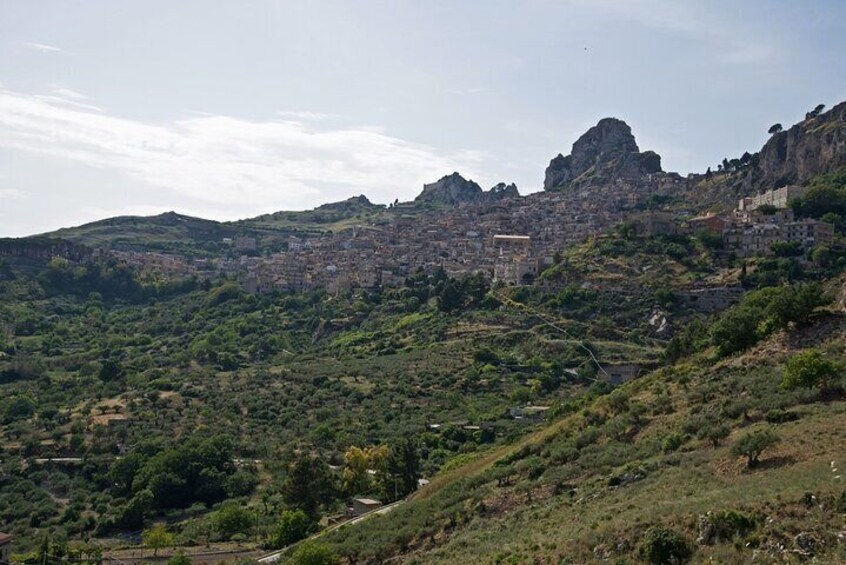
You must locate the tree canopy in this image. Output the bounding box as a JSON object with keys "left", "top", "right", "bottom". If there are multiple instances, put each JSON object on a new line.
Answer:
{"left": 781, "top": 348, "right": 840, "bottom": 392}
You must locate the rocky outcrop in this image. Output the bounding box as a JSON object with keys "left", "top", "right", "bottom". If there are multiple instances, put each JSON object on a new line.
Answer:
{"left": 544, "top": 118, "right": 662, "bottom": 191}
{"left": 415, "top": 172, "right": 483, "bottom": 205}
{"left": 485, "top": 182, "right": 520, "bottom": 201}
{"left": 684, "top": 100, "right": 846, "bottom": 210}
{"left": 753, "top": 101, "right": 846, "bottom": 190}
{"left": 316, "top": 195, "right": 380, "bottom": 213}
{"left": 415, "top": 174, "right": 521, "bottom": 206}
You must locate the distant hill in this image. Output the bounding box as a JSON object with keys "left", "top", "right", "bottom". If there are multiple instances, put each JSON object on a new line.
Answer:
{"left": 314, "top": 194, "right": 382, "bottom": 213}
{"left": 41, "top": 211, "right": 236, "bottom": 254}
{"left": 36, "top": 197, "right": 387, "bottom": 254}
{"left": 236, "top": 194, "right": 387, "bottom": 236}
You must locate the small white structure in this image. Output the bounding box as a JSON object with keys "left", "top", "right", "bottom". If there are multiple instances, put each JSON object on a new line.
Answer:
{"left": 351, "top": 497, "right": 382, "bottom": 516}
{"left": 510, "top": 405, "right": 551, "bottom": 422}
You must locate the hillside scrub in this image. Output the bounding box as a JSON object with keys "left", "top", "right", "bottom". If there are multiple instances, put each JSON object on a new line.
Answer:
{"left": 320, "top": 311, "right": 846, "bottom": 563}
{"left": 638, "top": 526, "right": 693, "bottom": 564}
{"left": 781, "top": 348, "right": 842, "bottom": 393}
{"left": 710, "top": 283, "right": 829, "bottom": 357}
{"left": 1, "top": 223, "right": 845, "bottom": 558}
{"left": 790, "top": 168, "right": 846, "bottom": 232}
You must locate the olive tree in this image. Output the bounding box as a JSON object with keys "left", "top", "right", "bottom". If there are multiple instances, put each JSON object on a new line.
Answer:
{"left": 781, "top": 348, "right": 840, "bottom": 393}
{"left": 731, "top": 428, "right": 780, "bottom": 468}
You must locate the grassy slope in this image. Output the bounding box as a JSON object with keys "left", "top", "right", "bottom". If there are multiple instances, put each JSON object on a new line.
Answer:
{"left": 321, "top": 314, "right": 846, "bottom": 564}
{"left": 44, "top": 212, "right": 234, "bottom": 248}
{"left": 36, "top": 204, "right": 387, "bottom": 254}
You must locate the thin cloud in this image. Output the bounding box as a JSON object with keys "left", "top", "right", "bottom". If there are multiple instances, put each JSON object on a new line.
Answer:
{"left": 722, "top": 43, "right": 774, "bottom": 65}
{"left": 276, "top": 110, "right": 337, "bottom": 121}
{"left": 51, "top": 88, "right": 89, "bottom": 100}
{"left": 22, "top": 41, "right": 63, "bottom": 53}
{"left": 0, "top": 88, "right": 486, "bottom": 212}
{"left": 34, "top": 94, "right": 103, "bottom": 113}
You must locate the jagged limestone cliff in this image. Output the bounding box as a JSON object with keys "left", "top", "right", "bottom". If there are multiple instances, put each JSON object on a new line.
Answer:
{"left": 544, "top": 118, "right": 662, "bottom": 191}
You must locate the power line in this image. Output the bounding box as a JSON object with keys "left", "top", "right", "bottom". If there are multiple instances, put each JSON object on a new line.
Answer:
{"left": 491, "top": 290, "right": 608, "bottom": 380}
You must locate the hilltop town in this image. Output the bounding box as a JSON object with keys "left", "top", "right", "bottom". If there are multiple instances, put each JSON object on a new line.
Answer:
{"left": 7, "top": 102, "right": 840, "bottom": 302}
{"left": 1, "top": 100, "right": 846, "bottom": 564}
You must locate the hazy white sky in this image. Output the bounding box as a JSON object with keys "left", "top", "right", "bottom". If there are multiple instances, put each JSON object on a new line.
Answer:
{"left": 1, "top": 0, "right": 844, "bottom": 236}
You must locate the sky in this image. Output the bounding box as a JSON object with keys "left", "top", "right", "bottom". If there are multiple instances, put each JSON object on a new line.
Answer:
{"left": 1, "top": 1, "right": 845, "bottom": 237}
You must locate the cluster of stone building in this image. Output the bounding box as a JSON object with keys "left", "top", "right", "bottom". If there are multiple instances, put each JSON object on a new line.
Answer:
{"left": 222, "top": 174, "right": 691, "bottom": 293}
{"left": 93, "top": 181, "right": 836, "bottom": 296}
{"left": 104, "top": 177, "right": 680, "bottom": 291}
{"left": 630, "top": 185, "right": 834, "bottom": 259}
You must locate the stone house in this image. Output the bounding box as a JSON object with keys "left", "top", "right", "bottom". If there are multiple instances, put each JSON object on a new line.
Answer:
{"left": 602, "top": 364, "right": 641, "bottom": 385}
{"left": 510, "top": 405, "right": 551, "bottom": 422}
{"left": 350, "top": 498, "right": 383, "bottom": 516}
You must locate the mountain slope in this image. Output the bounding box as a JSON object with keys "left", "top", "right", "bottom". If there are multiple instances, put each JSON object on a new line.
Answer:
{"left": 40, "top": 211, "right": 235, "bottom": 254}
{"left": 686, "top": 101, "right": 846, "bottom": 210}
{"left": 321, "top": 310, "right": 846, "bottom": 563}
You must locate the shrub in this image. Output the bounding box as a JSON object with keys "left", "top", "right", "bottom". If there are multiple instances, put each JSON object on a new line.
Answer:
{"left": 213, "top": 504, "right": 255, "bottom": 540}
{"left": 705, "top": 509, "right": 756, "bottom": 542}
{"left": 697, "top": 230, "right": 723, "bottom": 251}
{"left": 142, "top": 523, "right": 174, "bottom": 557}
{"left": 764, "top": 409, "right": 799, "bottom": 424}
{"left": 167, "top": 551, "right": 192, "bottom": 565}
{"left": 287, "top": 542, "right": 339, "bottom": 565}
{"left": 269, "top": 509, "right": 315, "bottom": 549}
{"left": 781, "top": 348, "right": 841, "bottom": 392}
{"left": 208, "top": 283, "right": 243, "bottom": 305}
{"left": 698, "top": 423, "right": 730, "bottom": 447}
{"left": 661, "top": 432, "right": 684, "bottom": 453}
{"left": 638, "top": 526, "right": 693, "bottom": 564}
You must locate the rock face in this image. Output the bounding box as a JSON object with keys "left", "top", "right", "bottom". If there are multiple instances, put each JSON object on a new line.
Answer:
{"left": 685, "top": 100, "right": 846, "bottom": 209}
{"left": 753, "top": 101, "right": 846, "bottom": 190}
{"left": 416, "top": 172, "right": 483, "bottom": 205}
{"left": 316, "top": 194, "right": 379, "bottom": 213}
{"left": 415, "top": 173, "right": 519, "bottom": 205}
{"left": 544, "top": 118, "right": 662, "bottom": 191}
{"left": 486, "top": 182, "right": 520, "bottom": 201}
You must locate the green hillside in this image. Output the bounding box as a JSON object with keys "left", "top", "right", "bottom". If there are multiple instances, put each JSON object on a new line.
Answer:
{"left": 320, "top": 315, "right": 846, "bottom": 562}
{"left": 3, "top": 174, "right": 846, "bottom": 564}
{"left": 42, "top": 211, "right": 236, "bottom": 255}
{"left": 36, "top": 197, "right": 389, "bottom": 257}
{"left": 0, "top": 242, "right": 669, "bottom": 554}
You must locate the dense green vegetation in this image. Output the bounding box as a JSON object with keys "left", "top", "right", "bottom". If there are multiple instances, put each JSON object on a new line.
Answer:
{"left": 319, "top": 317, "right": 846, "bottom": 563}
{"left": 709, "top": 283, "right": 829, "bottom": 357}
{"left": 1, "top": 251, "right": 655, "bottom": 552}
{"left": 790, "top": 168, "right": 846, "bottom": 233}
{"left": 3, "top": 189, "right": 846, "bottom": 563}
